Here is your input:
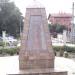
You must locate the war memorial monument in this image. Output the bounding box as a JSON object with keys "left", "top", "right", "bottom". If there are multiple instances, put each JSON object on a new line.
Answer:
{"left": 9, "top": 0, "right": 67, "bottom": 75}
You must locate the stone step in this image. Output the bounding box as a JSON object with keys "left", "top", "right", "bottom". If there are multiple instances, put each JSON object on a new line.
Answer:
{"left": 8, "top": 68, "right": 67, "bottom": 75}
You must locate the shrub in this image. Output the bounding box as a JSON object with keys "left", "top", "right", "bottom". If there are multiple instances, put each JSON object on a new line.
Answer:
{"left": 0, "top": 41, "right": 10, "bottom": 47}
{"left": 0, "top": 49, "right": 2, "bottom": 54}
{"left": 53, "top": 46, "right": 64, "bottom": 51}
{"left": 64, "top": 46, "right": 75, "bottom": 53}
{"left": 0, "top": 47, "right": 20, "bottom": 56}
{"left": 0, "top": 41, "right": 5, "bottom": 47}
{"left": 48, "top": 24, "right": 66, "bottom": 34}
{"left": 53, "top": 46, "right": 75, "bottom": 53}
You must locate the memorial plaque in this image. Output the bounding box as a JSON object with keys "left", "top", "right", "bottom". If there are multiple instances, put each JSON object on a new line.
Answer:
{"left": 27, "top": 15, "right": 47, "bottom": 50}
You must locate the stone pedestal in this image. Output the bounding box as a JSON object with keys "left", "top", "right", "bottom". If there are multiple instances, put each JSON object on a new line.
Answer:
{"left": 19, "top": 6, "right": 54, "bottom": 70}
{"left": 8, "top": 0, "right": 67, "bottom": 75}
{"left": 8, "top": 69, "right": 67, "bottom": 75}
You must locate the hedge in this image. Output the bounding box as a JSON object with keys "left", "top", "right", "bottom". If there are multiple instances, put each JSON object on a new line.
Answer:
{"left": 0, "top": 45, "right": 75, "bottom": 56}
{"left": 53, "top": 46, "right": 75, "bottom": 53}
{"left": 0, "top": 47, "right": 20, "bottom": 56}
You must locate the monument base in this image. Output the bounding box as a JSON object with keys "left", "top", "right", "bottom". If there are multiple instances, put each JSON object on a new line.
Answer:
{"left": 8, "top": 68, "right": 67, "bottom": 75}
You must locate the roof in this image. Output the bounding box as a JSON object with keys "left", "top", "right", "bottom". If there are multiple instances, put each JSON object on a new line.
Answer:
{"left": 50, "top": 13, "right": 72, "bottom": 18}
{"left": 27, "top": 0, "right": 45, "bottom": 8}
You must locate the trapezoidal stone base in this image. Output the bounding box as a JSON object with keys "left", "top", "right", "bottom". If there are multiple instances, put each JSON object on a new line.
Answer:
{"left": 19, "top": 50, "right": 54, "bottom": 69}
{"left": 8, "top": 68, "right": 67, "bottom": 75}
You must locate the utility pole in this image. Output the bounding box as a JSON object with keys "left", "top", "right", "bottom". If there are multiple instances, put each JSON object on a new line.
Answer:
{"left": 72, "top": 2, "right": 74, "bottom": 32}
{"left": 70, "top": 2, "right": 75, "bottom": 44}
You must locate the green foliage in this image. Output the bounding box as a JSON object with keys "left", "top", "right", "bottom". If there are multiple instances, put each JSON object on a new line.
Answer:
{"left": 64, "top": 46, "right": 75, "bottom": 53}
{"left": 0, "top": 41, "right": 5, "bottom": 46}
{"left": 56, "top": 24, "right": 66, "bottom": 33}
{"left": 53, "top": 46, "right": 65, "bottom": 51}
{"left": 0, "top": 49, "right": 2, "bottom": 54}
{"left": 0, "top": 41, "right": 11, "bottom": 47}
{"left": 0, "top": 47, "right": 20, "bottom": 56}
{"left": 0, "top": 0, "right": 24, "bottom": 37}
{"left": 4, "top": 48, "right": 17, "bottom": 55}
{"left": 48, "top": 24, "right": 66, "bottom": 34}
{"left": 53, "top": 46, "right": 64, "bottom": 56}
{"left": 53, "top": 46, "right": 75, "bottom": 53}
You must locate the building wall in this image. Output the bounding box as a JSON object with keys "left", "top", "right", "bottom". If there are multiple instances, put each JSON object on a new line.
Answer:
{"left": 48, "top": 13, "right": 72, "bottom": 29}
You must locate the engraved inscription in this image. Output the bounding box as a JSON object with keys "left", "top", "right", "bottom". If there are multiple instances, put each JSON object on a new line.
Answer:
{"left": 27, "top": 15, "right": 47, "bottom": 50}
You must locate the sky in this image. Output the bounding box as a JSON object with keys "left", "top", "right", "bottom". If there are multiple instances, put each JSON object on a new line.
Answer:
{"left": 11, "top": 0, "right": 75, "bottom": 17}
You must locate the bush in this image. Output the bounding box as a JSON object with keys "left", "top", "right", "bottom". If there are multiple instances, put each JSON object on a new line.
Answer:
{"left": 0, "top": 41, "right": 5, "bottom": 47}
{"left": 64, "top": 46, "right": 75, "bottom": 53}
{"left": 0, "top": 47, "right": 20, "bottom": 56}
{"left": 53, "top": 46, "right": 75, "bottom": 53}
{"left": 0, "top": 49, "right": 2, "bottom": 54}
{"left": 48, "top": 24, "right": 66, "bottom": 34}
{"left": 53, "top": 46, "right": 63, "bottom": 51}
{"left": 0, "top": 41, "right": 10, "bottom": 47}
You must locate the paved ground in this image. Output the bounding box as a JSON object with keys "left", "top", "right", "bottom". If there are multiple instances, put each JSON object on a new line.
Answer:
{"left": 0, "top": 56, "right": 75, "bottom": 75}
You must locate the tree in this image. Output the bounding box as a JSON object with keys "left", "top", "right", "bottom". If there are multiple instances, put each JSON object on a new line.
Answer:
{"left": 55, "top": 24, "right": 66, "bottom": 33}
{"left": 49, "top": 24, "right": 66, "bottom": 33}
{"left": 0, "top": 0, "right": 24, "bottom": 38}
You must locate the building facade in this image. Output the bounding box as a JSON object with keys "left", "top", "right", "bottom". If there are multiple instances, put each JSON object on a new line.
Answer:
{"left": 48, "top": 13, "right": 72, "bottom": 29}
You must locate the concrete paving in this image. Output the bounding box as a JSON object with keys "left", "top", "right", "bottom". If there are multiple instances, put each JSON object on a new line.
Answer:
{"left": 0, "top": 56, "right": 74, "bottom": 75}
